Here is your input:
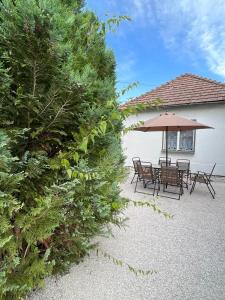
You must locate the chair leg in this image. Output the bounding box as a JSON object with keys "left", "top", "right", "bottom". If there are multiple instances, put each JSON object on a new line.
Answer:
{"left": 190, "top": 182, "right": 194, "bottom": 194}
{"left": 209, "top": 182, "right": 216, "bottom": 195}
{"left": 206, "top": 178, "right": 216, "bottom": 194}
{"left": 190, "top": 176, "right": 216, "bottom": 199}
{"left": 156, "top": 181, "right": 160, "bottom": 196}
{"left": 181, "top": 183, "right": 184, "bottom": 195}
{"left": 190, "top": 174, "right": 192, "bottom": 186}
{"left": 131, "top": 173, "right": 136, "bottom": 184}
{"left": 179, "top": 184, "right": 183, "bottom": 200}
{"left": 205, "top": 180, "right": 216, "bottom": 199}
{"left": 153, "top": 180, "right": 157, "bottom": 196}
{"left": 182, "top": 172, "right": 189, "bottom": 190}
{"left": 207, "top": 186, "right": 215, "bottom": 199}
{"left": 190, "top": 177, "right": 197, "bottom": 194}
{"left": 134, "top": 177, "right": 138, "bottom": 193}
{"left": 188, "top": 172, "right": 191, "bottom": 186}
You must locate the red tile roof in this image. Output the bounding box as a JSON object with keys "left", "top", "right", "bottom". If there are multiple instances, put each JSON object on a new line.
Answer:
{"left": 120, "top": 73, "right": 225, "bottom": 109}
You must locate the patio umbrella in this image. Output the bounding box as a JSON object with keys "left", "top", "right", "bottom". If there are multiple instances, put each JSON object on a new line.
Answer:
{"left": 133, "top": 112, "right": 213, "bottom": 166}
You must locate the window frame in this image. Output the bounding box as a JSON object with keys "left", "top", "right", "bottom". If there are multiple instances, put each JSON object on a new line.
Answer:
{"left": 162, "top": 129, "right": 196, "bottom": 153}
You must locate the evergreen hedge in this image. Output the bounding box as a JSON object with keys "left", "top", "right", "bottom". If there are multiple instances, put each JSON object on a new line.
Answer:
{"left": 0, "top": 1, "right": 130, "bottom": 298}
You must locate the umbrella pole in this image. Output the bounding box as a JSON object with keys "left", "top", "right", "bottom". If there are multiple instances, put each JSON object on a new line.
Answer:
{"left": 166, "top": 126, "right": 168, "bottom": 166}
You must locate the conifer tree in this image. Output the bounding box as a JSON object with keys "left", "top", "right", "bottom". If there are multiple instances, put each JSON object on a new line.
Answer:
{"left": 0, "top": 1, "right": 125, "bottom": 298}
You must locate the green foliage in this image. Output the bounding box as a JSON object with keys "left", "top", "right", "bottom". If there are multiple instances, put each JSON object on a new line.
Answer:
{"left": 128, "top": 199, "right": 173, "bottom": 219}
{"left": 96, "top": 248, "right": 157, "bottom": 276}
{"left": 0, "top": 1, "right": 161, "bottom": 298}
{"left": 0, "top": 0, "right": 128, "bottom": 298}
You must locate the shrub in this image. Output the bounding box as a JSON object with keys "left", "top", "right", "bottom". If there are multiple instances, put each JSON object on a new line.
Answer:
{"left": 0, "top": 1, "right": 127, "bottom": 298}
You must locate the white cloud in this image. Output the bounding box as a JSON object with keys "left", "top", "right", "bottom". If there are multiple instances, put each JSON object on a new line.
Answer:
{"left": 130, "top": 0, "right": 154, "bottom": 22}
{"left": 155, "top": 0, "right": 225, "bottom": 77}
{"left": 88, "top": 0, "right": 225, "bottom": 78}
{"left": 114, "top": 0, "right": 225, "bottom": 78}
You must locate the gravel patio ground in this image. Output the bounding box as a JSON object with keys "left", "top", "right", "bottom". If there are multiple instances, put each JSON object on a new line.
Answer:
{"left": 30, "top": 174, "right": 225, "bottom": 300}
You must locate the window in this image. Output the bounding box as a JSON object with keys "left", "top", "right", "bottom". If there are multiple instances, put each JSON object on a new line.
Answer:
{"left": 167, "top": 131, "right": 177, "bottom": 150}
{"left": 179, "top": 131, "right": 195, "bottom": 151}
{"left": 162, "top": 130, "right": 195, "bottom": 152}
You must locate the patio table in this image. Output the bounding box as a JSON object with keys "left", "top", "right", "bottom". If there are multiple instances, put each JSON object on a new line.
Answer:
{"left": 142, "top": 163, "right": 188, "bottom": 172}
{"left": 152, "top": 164, "right": 188, "bottom": 172}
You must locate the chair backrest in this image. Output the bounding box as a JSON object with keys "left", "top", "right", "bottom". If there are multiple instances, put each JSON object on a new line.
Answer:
{"left": 161, "top": 166, "right": 179, "bottom": 185}
{"left": 132, "top": 157, "right": 140, "bottom": 173}
{"left": 208, "top": 163, "right": 216, "bottom": 179}
{"left": 137, "top": 161, "right": 154, "bottom": 180}
{"left": 176, "top": 159, "right": 190, "bottom": 171}
{"left": 135, "top": 160, "right": 143, "bottom": 176}
{"left": 159, "top": 157, "right": 171, "bottom": 166}
{"left": 160, "top": 161, "right": 168, "bottom": 167}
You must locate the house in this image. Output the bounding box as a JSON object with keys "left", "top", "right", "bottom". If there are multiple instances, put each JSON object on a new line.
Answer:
{"left": 121, "top": 73, "right": 225, "bottom": 176}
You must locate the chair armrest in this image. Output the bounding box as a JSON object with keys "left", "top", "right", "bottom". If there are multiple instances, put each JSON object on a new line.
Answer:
{"left": 190, "top": 172, "right": 198, "bottom": 176}
{"left": 197, "top": 171, "right": 205, "bottom": 174}
{"left": 197, "top": 171, "right": 211, "bottom": 179}
{"left": 190, "top": 172, "right": 201, "bottom": 181}
{"left": 191, "top": 171, "right": 210, "bottom": 182}
{"left": 191, "top": 171, "right": 205, "bottom": 176}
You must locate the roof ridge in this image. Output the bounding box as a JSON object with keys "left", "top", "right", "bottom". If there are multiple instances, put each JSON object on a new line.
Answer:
{"left": 181, "top": 73, "right": 225, "bottom": 87}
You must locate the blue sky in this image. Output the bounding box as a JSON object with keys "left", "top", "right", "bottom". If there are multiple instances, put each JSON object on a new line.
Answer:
{"left": 86, "top": 0, "right": 225, "bottom": 103}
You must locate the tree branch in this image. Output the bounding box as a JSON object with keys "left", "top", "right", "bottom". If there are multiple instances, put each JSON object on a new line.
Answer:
{"left": 39, "top": 89, "right": 59, "bottom": 116}
{"left": 47, "top": 99, "right": 70, "bottom": 128}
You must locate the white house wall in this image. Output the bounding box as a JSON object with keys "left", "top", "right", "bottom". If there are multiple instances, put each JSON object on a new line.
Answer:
{"left": 122, "top": 103, "right": 225, "bottom": 176}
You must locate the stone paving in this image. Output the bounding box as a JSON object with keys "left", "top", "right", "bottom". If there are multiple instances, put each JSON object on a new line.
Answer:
{"left": 30, "top": 175, "right": 225, "bottom": 300}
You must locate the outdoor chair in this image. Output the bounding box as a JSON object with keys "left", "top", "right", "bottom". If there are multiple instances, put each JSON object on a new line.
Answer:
{"left": 134, "top": 161, "right": 157, "bottom": 195}
{"left": 176, "top": 159, "right": 190, "bottom": 189}
{"left": 159, "top": 157, "right": 171, "bottom": 166}
{"left": 157, "top": 165, "right": 183, "bottom": 200}
{"left": 190, "top": 163, "right": 216, "bottom": 199}
{"left": 131, "top": 157, "right": 141, "bottom": 184}
{"left": 159, "top": 159, "right": 173, "bottom": 181}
